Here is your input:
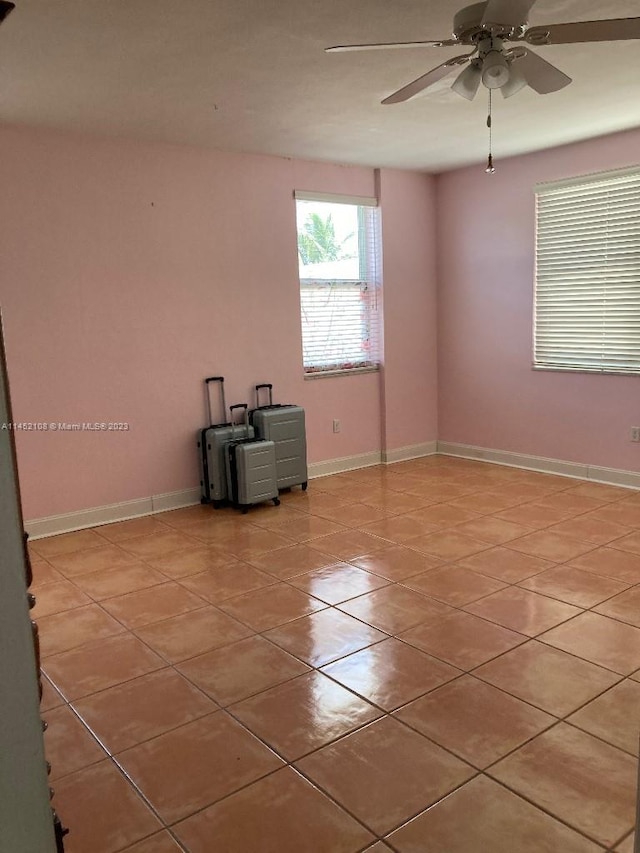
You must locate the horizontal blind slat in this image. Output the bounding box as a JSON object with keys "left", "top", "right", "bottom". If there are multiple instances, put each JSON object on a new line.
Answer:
{"left": 534, "top": 167, "right": 640, "bottom": 373}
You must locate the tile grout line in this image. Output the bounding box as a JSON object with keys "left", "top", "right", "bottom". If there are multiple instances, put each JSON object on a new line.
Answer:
{"left": 33, "top": 459, "right": 640, "bottom": 850}
{"left": 55, "top": 702, "right": 191, "bottom": 852}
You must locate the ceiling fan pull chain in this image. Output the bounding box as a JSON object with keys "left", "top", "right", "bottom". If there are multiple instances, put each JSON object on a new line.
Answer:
{"left": 486, "top": 89, "right": 496, "bottom": 173}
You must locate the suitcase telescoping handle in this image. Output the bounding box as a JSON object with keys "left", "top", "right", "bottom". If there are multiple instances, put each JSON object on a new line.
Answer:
{"left": 204, "top": 376, "right": 226, "bottom": 427}
{"left": 229, "top": 403, "right": 251, "bottom": 440}
{"left": 255, "top": 383, "right": 273, "bottom": 408}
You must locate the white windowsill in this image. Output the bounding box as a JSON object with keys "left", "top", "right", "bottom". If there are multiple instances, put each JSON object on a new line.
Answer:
{"left": 532, "top": 365, "right": 639, "bottom": 377}
{"left": 304, "top": 366, "right": 380, "bottom": 380}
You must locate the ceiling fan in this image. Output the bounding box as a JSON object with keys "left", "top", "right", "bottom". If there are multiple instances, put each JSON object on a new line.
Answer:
{"left": 326, "top": 0, "right": 640, "bottom": 104}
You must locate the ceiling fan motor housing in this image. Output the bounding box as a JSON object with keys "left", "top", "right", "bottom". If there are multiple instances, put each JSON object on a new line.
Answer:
{"left": 453, "top": 2, "right": 527, "bottom": 43}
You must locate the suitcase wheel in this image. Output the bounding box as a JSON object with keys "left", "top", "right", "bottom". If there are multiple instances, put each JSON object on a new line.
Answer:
{"left": 302, "top": 482, "right": 308, "bottom": 491}
{"left": 212, "top": 499, "right": 224, "bottom": 509}
{"left": 200, "top": 497, "right": 208, "bottom": 505}
{"left": 241, "top": 506, "right": 249, "bottom": 515}
{"left": 273, "top": 497, "right": 280, "bottom": 507}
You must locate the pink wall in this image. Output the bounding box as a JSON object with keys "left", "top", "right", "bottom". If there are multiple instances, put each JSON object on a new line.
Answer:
{"left": 379, "top": 169, "right": 438, "bottom": 452}
{"left": 437, "top": 127, "right": 640, "bottom": 472}
{"left": 0, "top": 126, "right": 436, "bottom": 519}
{"left": 5, "top": 120, "right": 636, "bottom": 520}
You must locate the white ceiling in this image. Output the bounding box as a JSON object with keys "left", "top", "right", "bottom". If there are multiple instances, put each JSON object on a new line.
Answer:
{"left": 0, "top": 0, "right": 639, "bottom": 172}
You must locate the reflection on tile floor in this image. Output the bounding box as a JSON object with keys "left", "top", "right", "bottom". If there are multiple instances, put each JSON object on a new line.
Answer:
{"left": 33, "top": 456, "right": 640, "bottom": 852}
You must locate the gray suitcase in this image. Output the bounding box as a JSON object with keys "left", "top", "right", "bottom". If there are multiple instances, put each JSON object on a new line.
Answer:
{"left": 250, "top": 384, "right": 308, "bottom": 491}
{"left": 197, "top": 376, "right": 254, "bottom": 506}
{"left": 225, "top": 404, "right": 280, "bottom": 513}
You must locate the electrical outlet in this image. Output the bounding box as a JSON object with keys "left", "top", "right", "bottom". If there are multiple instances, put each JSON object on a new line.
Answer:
{"left": 333, "top": 419, "right": 341, "bottom": 433}
{"left": 631, "top": 427, "right": 640, "bottom": 443}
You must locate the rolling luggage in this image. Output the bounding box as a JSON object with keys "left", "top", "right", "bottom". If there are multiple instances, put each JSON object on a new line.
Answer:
{"left": 249, "top": 384, "right": 308, "bottom": 491}
{"left": 197, "top": 376, "right": 254, "bottom": 506}
{"left": 225, "top": 403, "right": 280, "bottom": 513}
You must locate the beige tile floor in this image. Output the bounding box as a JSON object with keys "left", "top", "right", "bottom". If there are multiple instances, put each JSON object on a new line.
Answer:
{"left": 31, "top": 455, "right": 640, "bottom": 852}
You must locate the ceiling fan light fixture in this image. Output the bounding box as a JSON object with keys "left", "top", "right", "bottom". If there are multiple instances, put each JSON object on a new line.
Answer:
{"left": 451, "top": 62, "right": 482, "bottom": 100}
{"left": 481, "top": 50, "right": 510, "bottom": 88}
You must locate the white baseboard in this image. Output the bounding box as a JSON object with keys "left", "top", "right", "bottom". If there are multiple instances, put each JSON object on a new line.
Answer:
{"left": 30, "top": 451, "right": 392, "bottom": 538}
{"left": 383, "top": 441, "right": 438, "bottom": 464}
{"left": 577, "top": 465, "right": 640, "bottom": 490}
{"left": 437, "top": 441, "right": 640, "bottom": 490}
{"left": 26, "top": 487, "right": 201, "bottom": 540}
{"left": 151, "top": 487, "right": 201, "bottom": 513}
{"left": 308, "top": 442, "right": 437, "bottom": 479}
{"left": 308, "top": 450, "right": 382, "bottom": 479}
{"left": 29, "top": 441, "right": 637, "bottom": 540}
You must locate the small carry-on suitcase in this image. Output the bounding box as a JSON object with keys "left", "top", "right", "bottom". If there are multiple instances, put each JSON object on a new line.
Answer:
{"left": 225, "top": 403, "right": 280, "bottom": 514}
{"left": 197, "top": 376, "right": 254, "bottom": 506}
{"left": 249, "top": 384, "right": 308, "bottom": 491}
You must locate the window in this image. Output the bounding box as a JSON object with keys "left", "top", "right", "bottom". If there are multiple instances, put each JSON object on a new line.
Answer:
{"left": 534, "top": 167, "right": 640, "bottom": 374}
{"left": 295, "top": 191, "right": 382, "bottom": 376}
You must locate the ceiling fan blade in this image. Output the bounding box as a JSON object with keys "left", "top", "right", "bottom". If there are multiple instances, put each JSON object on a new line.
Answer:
{"left": 525, "top": 18, "right": 640, "bottom": 45}
{"left": 451, "top": 63, "right": 482, "bottom": 100}
{"left": 326, "top": 39, "right": 457, "bottom": 53}
{"left": 382, "top": 54, "right": 472, "bottom": 104}
{"left": 482, "top": 0, "right": 537, "bottom": 26}
{"left": 0, "top": 1, "right": 15, "bottom": 24}
{"left": 514, "top": 48, "right": 571, "bottom": 94}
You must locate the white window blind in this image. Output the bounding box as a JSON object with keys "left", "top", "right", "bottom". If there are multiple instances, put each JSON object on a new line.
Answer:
{"left": 295, "top": 193, "right": 382, "bottom": 375}
{"left": 534, "top": 167, "right": 640, "bottom": 374}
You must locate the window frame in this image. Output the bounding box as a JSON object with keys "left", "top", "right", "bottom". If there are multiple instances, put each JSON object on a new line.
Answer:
{"left": 533, "top": 165, "right": 640, "bottom": 377}
{"left": 294, "top": 191, "right": 382, "bottom": 379}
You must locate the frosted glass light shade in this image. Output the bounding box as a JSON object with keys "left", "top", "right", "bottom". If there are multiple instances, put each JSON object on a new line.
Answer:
{"left": 482, "top": 51, "right": 510, "bottom": 89}
{"left": 451, "top": 63, "right": 482, "bottom": 100}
